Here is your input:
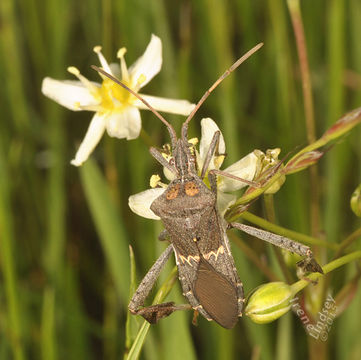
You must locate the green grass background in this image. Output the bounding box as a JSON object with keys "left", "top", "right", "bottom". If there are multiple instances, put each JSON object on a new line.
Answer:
{"left": 1, "top": 0, "right": 361, "bottom": 359}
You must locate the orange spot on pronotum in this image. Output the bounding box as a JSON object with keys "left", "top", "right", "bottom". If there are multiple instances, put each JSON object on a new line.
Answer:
{"left": 166, "top": 184, "right": 180, "bottom": 200}
{"left": 185, "top": 181, "right": 199, "bottom": 196}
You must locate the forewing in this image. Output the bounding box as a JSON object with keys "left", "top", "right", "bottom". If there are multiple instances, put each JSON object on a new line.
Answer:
{"left": 194, "top": 259, "right": 238, "bottom": 329}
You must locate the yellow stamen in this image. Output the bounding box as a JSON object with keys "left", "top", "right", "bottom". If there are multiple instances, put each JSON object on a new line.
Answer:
{"left": 67, "top": 66, "right": 80, "bottom": 76}
{"left": 150, "top": 174, "right": 168, "bottom": 188}
{"left": 67, "top": 66, "right": 100, "bottom": 98}
{"left": 188, "top": 137, "right": 199, "bottom": 146}
{"left": 117, "top": 47, "right": 129, "bottom": 82}
{"left": 93, "top": 45, "right": 112, "bottom": 73}
{"left": 150, "top": 174, "right": 161, "bottom": 188}
{"left": 117, "top": 47, "right": 127, "bottom": 58}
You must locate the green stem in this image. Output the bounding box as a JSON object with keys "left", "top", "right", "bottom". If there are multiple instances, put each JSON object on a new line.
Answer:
{"left": 287, "top": 0, "right": 316, "bottom": 143}
{"left": 332, "top": 226, "right": 361, "bottom": 259}
{"left": 287, "top": 0, "right": 320, "bottom": 239}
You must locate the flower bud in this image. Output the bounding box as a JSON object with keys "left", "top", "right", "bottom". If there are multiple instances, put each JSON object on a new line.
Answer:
{"left": 245, "top": 282, "right": 294, "bottom": 324}
{"left": 351, "top": 184, "right": 361, "bottom": 217}
{"left": 254, "top": 149, "right": 285, "bottom": 194}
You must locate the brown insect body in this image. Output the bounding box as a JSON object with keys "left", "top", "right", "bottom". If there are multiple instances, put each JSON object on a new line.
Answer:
{"left": 150, "top": 140, "right": 243, "bottom": 328}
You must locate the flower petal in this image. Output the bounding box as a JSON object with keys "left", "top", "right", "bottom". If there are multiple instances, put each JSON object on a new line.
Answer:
{"left": 106, "top": 106, "right": 141, "bottom": 140}
{"left": 217, "top": 191, "right": 237, "bottom": 215}
{"left": 71, "top": 113, "right": 106, "bottom": 166}
{"left": 42, "top": 77, "right": 99, "bottom": 111}
{"left": 136, "top": 94, "right": 195, "bottom": 116}
{"left": 128, "top": 188, "right": 165, "bottom": 220}
{"left": 218, "top": 152, "right": 258, "bottom": 192}
{"left": 163, "top": 166, "right": 176, "bottom": 182}
{"left": 128, "top": 34, "right": 162, "bottom": 88}
{"left": 198, "top": 118, "right": 226, "bottom": 170}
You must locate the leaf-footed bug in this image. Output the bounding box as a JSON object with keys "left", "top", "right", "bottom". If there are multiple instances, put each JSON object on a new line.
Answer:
{"left": 92, "top": 43, "right": 323, "bottom": 329}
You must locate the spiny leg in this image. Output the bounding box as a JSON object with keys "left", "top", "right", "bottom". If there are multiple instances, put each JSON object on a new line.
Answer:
{"left": 200, "top": 131, "right": 222, "bottom": 179}
{"left": 210, "top": 168, "right": 261, "bottom": 187}
{"left": 228, "top": 222, "right": 323, "bottom": 274}
{"left": 149, "top": 147, "right": 177, "bottom": 175}
{"left": 202, "top": 131, "right": 261, "bottom": 187}
{"left": 129, "top": 244, "right": 191, "bottom": 324}
{"left": 208, "top": 155, "right": 286, "bottom": 189}
{"left": 207, "top": 170, "right": 219, "bottom": 195}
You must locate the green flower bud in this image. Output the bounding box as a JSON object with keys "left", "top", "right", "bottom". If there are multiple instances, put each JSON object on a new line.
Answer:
{"left": 254, "top": 148, "right": 286, "bottom": 194}
{"left": 351, "top": 184, "right": 361, "bottom": 217}
{"left": 245, "top": 282, "right": 294, "bottom": 324}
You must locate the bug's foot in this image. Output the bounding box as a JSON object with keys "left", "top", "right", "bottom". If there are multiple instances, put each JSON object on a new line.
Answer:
{"left": 132, "top": 302, "right": 177, "bottom": 324}
{"left": 296, "top": 257, "right": 323, "bottom": 279}
{"left": 131, "top": 302, "right": 191, "bottom": 324}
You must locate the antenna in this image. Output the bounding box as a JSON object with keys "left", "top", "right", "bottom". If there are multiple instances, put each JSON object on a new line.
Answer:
{"left": 91, "top": 65, "right": 178, "bottom": 147}
{"left": 181, "top": 43, "right": 264, "bottom": 141}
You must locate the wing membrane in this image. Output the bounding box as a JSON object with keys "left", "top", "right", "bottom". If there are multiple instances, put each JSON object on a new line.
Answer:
{"left": 194, "top": 259, "right": 238, "bottom": 329}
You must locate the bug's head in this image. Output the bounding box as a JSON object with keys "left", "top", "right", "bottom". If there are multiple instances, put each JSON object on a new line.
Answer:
{"left": 170, "top": 138, "right": 197, "bottom": 178}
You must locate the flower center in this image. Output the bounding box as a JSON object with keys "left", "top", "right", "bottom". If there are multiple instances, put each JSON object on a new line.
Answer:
{"left": 99, "top": 78, "right": 137, "bottom": 111}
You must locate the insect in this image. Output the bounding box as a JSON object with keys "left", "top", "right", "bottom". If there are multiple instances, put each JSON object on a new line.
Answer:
{"left": 93, "top": 43, "right": 322, "bottom": 329}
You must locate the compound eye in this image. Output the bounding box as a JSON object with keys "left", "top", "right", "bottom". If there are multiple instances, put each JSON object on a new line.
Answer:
{"left": 185, "top": 181, "right": 199, "bottom": 196}
{"left": 166, "top": 183, "right": 180, "bottom": 200}
{"left": 169, "top": 158, "right": 175, "bottom": 167}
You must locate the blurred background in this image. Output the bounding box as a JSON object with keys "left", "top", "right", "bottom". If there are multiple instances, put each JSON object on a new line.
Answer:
{"left": 1, "top": 0, "right": 361, "bottom": 359}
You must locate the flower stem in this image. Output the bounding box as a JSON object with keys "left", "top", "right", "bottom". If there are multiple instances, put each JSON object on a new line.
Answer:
{"left": 287, "top": 0, "right": 316, "bottom": 143}
{"left": 287, "top": 0, "right": 321, "bottom": 239}
{"left": 332, "top": 226, "right": 361, "bottom": 259}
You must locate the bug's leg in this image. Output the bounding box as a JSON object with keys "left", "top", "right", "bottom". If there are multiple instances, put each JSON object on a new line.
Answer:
{"left": 209, "top": 155, "right": 285, "bottom": 188}
{"left": 210, "top": 169, "right": 261, "bottom": 187}
{"left": 200, "top": 131, "right": 222, "bottom": 179}
{"left": 202, "top": 131, "right": 264, "bottom": 187}
{"left": 208, "top": 170, "right": 218, "bottom": 194}
{"left": 129, "top": 244, "right": 191, "bottom": 324}
{"left": 228, "top": 222, "right": 323, "bottom": 274}
{"left": 149, "top": 147, "right": 177, "bottom": 175}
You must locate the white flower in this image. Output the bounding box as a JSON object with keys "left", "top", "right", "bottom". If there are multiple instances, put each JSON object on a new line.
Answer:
{"left": 128, "top": 118, "right": 259, "bottom": 219}
{"left": 42, "top": 34, "right": 195, "bottom": 166}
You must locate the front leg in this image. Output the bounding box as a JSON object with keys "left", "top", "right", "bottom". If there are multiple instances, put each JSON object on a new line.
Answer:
{"left": 228, "top": 222, "right": 323, "bottom": 274}
{"left": 129, "top": 244, "right": 191, "bottom": 323}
